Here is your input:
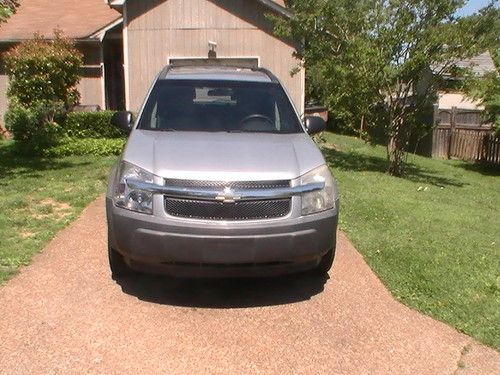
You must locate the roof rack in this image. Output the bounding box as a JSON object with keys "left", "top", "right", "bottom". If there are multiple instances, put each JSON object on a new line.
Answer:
{"left": 159, "top": 63, "right": 279, "bottom": 84}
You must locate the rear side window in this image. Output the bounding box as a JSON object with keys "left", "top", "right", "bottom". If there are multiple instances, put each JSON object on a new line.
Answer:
{"left": 138, "top": 80, "right": 303, "bottom": 134}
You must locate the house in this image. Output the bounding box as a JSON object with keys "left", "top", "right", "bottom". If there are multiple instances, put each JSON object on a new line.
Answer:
{"left": 436, "top": 51, "right": 497, "bottom": 111}
{"left": 0, "top": 0, "right": 305, "bottom": 121}
{"left": 0, "top": 0, "right": 124, "bottom": 118}
{"left": 107, "top": 0, "right": 303, "bottom": 114}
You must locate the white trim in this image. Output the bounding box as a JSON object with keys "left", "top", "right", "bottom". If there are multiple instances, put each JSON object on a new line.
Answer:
{"left": 123, "top": 5, "right": 130, "bottom": 110}
{"left": 100, "top": 44, "right": 106, "bottom": 109}
{"left": 300, "top": 63, "right": 305, "bottom": 115}
{"left": 167, "top": 55, "right": 261, "bottom": 67}
{"left": 88, "top": 18, "right": 123, "bottom": 41}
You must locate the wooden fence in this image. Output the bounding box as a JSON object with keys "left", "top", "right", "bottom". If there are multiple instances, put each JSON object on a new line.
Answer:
{"left": 432, "top": 107, "right": 499, "bottom": 163}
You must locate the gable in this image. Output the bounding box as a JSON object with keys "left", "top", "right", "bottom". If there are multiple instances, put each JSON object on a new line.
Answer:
{"left": 126, "top": 0, "right": 295, "bottom": 48}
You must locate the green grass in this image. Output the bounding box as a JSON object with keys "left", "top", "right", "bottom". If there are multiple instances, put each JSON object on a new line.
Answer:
{"left": 323, "top": 133, "right": 500, "bottom": 349}
{"left": 0, "top": 140, "right": 118, "bottom": 284}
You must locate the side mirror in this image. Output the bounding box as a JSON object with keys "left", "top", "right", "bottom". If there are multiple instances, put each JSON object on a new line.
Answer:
{"left": 112, "top": 111, "right": 134, "bottom": 133}
{"left": 305, "top": 115, "right": 326, "bottom": 135}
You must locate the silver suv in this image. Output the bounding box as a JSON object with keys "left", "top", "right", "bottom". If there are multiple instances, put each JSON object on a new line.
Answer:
{"left": 106, "top": 65, "right": 339, "bottom": 278}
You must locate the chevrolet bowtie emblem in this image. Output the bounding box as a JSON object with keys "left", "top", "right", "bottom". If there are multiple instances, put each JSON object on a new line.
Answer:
{"left": 215, "top": 187, "right": 241, "bottom": 203}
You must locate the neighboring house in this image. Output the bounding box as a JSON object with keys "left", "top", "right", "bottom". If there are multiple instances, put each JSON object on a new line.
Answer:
{"left": 0, "top": 0, "right": 304, "bottom": 121}
{"left": 107, "top": 0, "right": 304, "bottom": 114}
{"left": 0, "top": 0, "right": 124, "bottom": 119}
{"left": 436, "top": 52, "right": 497, "bottom": 111}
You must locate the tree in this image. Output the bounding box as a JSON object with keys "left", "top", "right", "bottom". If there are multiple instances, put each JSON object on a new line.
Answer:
{"left": 5, "top": 31, "right": 83, "bottom": 107}
{"left": 275, "top": 0, "right": 495, "bottom": 175}
{"left": 4, "top": 31, "right": 83, "bottom": 154}
{"left": 464, "top": 69, "right": 500, "bottom": 136}
{"left": 0, "top": 0, "right": 19, "bottom": 23}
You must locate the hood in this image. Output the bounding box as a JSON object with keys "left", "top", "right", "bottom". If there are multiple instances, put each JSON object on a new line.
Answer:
{"left": 122, "top": 130, "right": 326, "bottom": 181}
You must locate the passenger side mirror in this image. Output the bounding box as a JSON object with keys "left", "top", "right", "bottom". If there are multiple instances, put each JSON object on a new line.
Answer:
{"left": 305, "top": 116, "right": 326, "bottom": 135}
{"left": 112, "top": 111, "right": 134, "bottom": 133}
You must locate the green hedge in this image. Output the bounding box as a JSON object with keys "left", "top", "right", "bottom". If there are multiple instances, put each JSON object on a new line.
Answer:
{"left": 64, "top": 111, "right": 125, "bottom": 138}
{"left": 43, "top": 138, "right": 126, "bottom": 157}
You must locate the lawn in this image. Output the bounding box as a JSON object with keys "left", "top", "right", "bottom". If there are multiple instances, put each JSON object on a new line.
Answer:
{"left": 0, "top": 140, "right": 118, "bottom": 284}
{"left": 323, "top": 133, "right": 499, "bottom": 349}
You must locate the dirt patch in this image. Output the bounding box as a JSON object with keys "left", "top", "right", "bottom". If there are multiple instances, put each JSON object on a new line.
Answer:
{"left": 30, "top": 198, "right": 72, "bottom": 220}
{"left": 322, "top": 142, "right": 339, "bottom": 151}
{"left": 19, "top": 231, "right": 36, "bottom": 239}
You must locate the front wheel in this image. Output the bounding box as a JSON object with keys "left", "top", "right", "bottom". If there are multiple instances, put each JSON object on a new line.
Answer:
{"left": 108, "top": 247, "right": 132, "bottom": 279}
{"left": 313, "top": 248, "right": 335, "bottom": 275}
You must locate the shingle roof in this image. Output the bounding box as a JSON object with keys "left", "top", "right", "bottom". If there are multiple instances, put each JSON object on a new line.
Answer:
{"left": 433, "top": 51, "right": 498, "bottom": 77}
{"left": 0, "top": 0, "right": 122, "bottom": 41}
{"left": 453, "top": 52, "right": 497, "bottom": 76}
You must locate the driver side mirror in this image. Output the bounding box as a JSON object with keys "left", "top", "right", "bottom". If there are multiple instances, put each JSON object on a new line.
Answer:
{"left": 112, "top": 111, "right": 134, "bottom": 133}
{"left": 305, "top": 116, "right": 326, "bottom": 135}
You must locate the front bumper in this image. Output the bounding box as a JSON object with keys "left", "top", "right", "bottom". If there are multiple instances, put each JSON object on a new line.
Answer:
{"left": 106, "top": 198, "right": 338, "bottom": 277}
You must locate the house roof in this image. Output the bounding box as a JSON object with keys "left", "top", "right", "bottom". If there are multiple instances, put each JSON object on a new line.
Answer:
{"left": 453, "top": 52, "right": 497, "bottom": 76}
{"left": 108, "top": 0, "right": 292, "bottom": 18}
{"left": 434, "top": 51, "right": 498, "bottom": 77}
{"left": 0, "top": 0, "right": 122, "bottom": 42}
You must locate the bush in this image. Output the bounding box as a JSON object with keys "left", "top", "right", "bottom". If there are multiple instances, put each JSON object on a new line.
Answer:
{"left": 4, "top": 31, "right": 82, "bottom": 107}
{"left": 43, "top": 138, "right": 126, "bottom": 157}
{"left": 64, "top": 111, "right": 124, "bottom": 138}
{"left": 4, "top": 101, "right": 63, "bottom": 154}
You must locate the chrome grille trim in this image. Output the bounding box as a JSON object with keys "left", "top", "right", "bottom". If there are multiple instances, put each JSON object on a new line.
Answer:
{"left": 125, "top": 178, "right": 324, "bottom": 201}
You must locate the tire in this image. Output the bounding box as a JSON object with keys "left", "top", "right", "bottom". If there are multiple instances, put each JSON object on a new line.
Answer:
{"left": 108, "top": 246, "right": 132, "bottom": 278}
{"left": 313, "top": 248, "right": 335, "bottom": 275}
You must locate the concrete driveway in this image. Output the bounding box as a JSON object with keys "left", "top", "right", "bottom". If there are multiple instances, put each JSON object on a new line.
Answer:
{"left": 0, "top": 197, "right": 498, "bottom": 374}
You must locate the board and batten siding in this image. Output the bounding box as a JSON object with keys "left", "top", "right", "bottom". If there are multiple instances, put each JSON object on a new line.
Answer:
{"left": 124, "top": 0, "right": 304, "bottom": 114}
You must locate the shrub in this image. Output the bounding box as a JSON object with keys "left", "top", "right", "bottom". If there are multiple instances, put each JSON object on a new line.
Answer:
{"left": 4, "top": 31, "right": 82, "bottom": 107}
{"left": 64, "top": 111, "right": 125, "bottom": 138}
{"left": 43, "top": 138, "right": 126, "bottom": 157}
{"left": 4, "top": 101, "right": 63, "bottom": 154}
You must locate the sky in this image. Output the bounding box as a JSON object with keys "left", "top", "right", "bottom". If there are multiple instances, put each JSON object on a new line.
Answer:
{"left": 456, "top": 0, "right": 496, "bottom": 16}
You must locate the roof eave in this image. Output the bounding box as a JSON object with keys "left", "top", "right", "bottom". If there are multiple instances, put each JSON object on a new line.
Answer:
{"left": 106, "top": 0, "right": 125, "bottom": 11}
{"left": 106, "top": 0, "right": 292, "bottom": 18}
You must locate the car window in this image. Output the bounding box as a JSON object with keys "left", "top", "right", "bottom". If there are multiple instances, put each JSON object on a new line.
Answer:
{"left": 138, "top": 80, "right": 303, "bottom": 134}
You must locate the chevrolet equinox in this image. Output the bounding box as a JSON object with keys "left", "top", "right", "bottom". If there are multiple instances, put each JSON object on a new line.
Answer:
{"left": 106, "top": 65, "right": 339, "bottom": 278}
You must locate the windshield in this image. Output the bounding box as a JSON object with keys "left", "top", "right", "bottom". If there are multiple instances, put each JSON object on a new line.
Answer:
{"left": 138, "top": 80, "right": 304, "bottom": 134}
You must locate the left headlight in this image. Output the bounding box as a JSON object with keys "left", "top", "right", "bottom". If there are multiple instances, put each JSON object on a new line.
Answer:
{"left": 299, "top": 165, "right": 338, "bottom": 215}
{"left": 113, "top": 161, "right": 154, "bottom": 214}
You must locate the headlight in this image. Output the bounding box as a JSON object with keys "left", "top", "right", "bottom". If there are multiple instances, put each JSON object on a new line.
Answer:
{"left": 113, "top": 161, "right": 154, "bottom": 214}
{"left": 299, "top": 165, "right": 338, "bottom": 215}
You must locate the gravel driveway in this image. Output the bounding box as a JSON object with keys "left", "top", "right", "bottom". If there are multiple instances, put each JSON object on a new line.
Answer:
{"left": 0, "top": 196, "right": 498, "bottom": 374}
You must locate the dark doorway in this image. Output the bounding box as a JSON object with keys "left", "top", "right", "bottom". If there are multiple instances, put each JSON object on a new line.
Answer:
{"left": 103, "top": 25, "right": 125, "bottom": 110}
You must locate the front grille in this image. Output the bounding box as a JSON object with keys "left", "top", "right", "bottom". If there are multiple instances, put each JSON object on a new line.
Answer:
{"left": 165, "top": 198, "right": 291, "bottom": 220}
{"left": 164, "top": 179, "right": 290, "bottom": 190}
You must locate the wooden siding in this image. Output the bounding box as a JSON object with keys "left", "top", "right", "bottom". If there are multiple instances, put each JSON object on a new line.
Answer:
{"left": 125, "top": 0, "right": 304, "bottom": 113}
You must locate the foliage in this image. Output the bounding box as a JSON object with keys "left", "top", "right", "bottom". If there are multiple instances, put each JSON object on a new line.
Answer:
{"left": 5, "top": 32, "right": 82, "bottom": 107}
{"left": 323, "top": 132, "right": 499, "bottom": 348}
{"left": 64, "top": 111, "right": 125, "bottom": 138}
{"left": 0, "top": 139, "right": 117, "bottom": 284}
{"left": 463, "top": 49, "right": 500, "bottom": 136}
{"left": 275, "top": 0, "right": 497, "bottom": 175}
{"left": 44, "top": 138, "right": 126, "bottom": 157}
{"left": 4, "top": 101, "right": 64, "bottom": 155}
{"left": 4, "top": 31, "right": 83, "bottom": 153}
{"left": 0, "top": 0, "right": 19, "bottom": 23}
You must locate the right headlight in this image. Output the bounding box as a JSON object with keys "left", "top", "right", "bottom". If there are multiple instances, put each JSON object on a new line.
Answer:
{"left": 299, "top": 165, "right": 338, "bottom": 215}
{"left": 113, "top": 161, "right": 154, "bottom": 214}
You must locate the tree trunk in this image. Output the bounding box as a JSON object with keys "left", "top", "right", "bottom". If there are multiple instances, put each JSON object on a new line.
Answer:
{"left": 359, "top": 115, "right": 364, "bottom": 139}
{"left": 387, "top": 119, "right": 405, "bottom": 176}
